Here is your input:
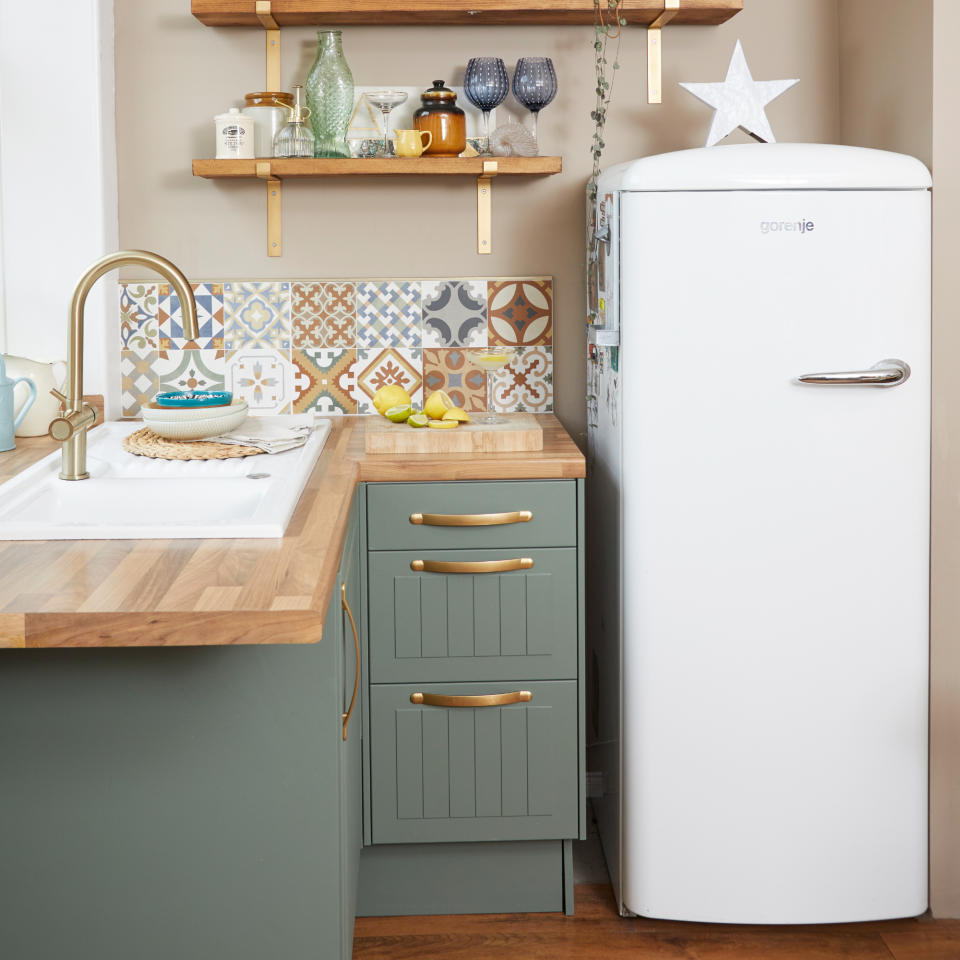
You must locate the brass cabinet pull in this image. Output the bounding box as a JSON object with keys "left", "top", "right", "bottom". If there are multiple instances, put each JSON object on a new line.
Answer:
{"left": 410, "top": 691, "right": 533, "bottom": 708}
{"left": 410, "top": 558, "right": 534, "bottom": 574}
{"left": 341, "top": 582, "right": 360, "bottom": 742}
{"left": 409, "top": 510, "right": 533, "bottom": 527}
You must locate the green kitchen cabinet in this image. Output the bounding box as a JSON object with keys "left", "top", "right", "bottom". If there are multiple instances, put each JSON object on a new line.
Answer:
{"left": 0, "top": 495, "right": 364, "bottom": 960}
{"left": 369, "top": 680, "right": 579, "bottom": 844}
{"left": 358, "top": 479, "right": 585, "bottom": 916}
{"left": 368, "top": 547, "right": 579, "bottom": 683}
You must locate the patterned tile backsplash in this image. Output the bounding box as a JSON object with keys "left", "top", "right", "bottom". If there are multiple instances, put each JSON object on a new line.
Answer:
{"left": 118, "top": 277, "right": 553, "bottom": 418}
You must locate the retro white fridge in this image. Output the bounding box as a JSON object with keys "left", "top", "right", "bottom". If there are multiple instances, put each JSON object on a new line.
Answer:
{"left": 586, "top": 144, "right": 930, "bottom": 924}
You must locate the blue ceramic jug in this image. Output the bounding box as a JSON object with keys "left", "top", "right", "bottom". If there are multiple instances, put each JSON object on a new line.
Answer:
{"left": 0, "top": 355, "right": 36, "bottom": 452}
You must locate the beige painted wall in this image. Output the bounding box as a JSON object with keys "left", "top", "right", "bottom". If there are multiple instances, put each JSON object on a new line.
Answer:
{"left": 115, "top": 0, "right": 839, "bottom": 444}
{"left": 839, "top": 0, "right": 932, "bottom": 169}
{"left": 839, "top": 0, "right": 960, "bottom": 920}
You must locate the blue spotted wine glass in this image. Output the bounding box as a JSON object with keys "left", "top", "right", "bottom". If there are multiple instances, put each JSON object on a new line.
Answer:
{"left": 512, "top": 57, "right": 557, "bottom": 154}
{"left": 464, "top": 57, "right": 509, "bottom": 157}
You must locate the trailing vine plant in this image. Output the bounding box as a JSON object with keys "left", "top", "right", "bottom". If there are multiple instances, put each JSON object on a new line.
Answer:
{"left": 588, "top": 0, "right": 626, "bottom": 203}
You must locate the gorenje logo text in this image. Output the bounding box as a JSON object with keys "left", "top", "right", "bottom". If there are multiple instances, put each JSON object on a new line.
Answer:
{"left": 760, "top": 219, "right": 815, "bottom": 235}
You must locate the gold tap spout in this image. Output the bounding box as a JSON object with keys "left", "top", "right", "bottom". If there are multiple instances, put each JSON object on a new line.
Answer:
{"left": 49, "top": 250, "right": 199, "bottom": 480}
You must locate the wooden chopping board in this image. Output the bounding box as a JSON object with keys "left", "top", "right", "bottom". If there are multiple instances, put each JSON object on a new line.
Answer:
{"left": 364, "top": 413, "right": 543, "bottom": 454}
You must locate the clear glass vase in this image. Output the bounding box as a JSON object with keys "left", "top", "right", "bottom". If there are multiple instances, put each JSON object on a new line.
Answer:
{"left": 305, "top": 30, "right": 354, "bottom": 159}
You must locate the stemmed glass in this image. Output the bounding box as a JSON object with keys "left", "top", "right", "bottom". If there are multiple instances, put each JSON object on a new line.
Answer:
{"left": 512, "top": 57, "right": 558, "bottom": 154}
{"left": 463, "top": 58, "right": 509, "bottom": 157}
{"left": 366, "top": 89, "right": 408, "bottom": 158}
{"left": 466, "top": 347, "right": 516, "bottom": 425}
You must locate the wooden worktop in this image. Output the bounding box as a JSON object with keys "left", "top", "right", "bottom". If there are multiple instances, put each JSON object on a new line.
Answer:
{"left": 0, "top": 415, "right": 584, "bottom": 649}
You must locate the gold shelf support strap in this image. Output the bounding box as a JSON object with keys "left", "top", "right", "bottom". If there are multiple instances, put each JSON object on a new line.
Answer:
{"left": 648, "top": 0, "right": 680, "bottom": 104}
{"left": 477, "top": 159, "right": 498, "bottom": 255}
{"left": 256, "top": 1, "right": 281, "bottom": 90}
{"left": 256, "top": 162, "right": 282, "bottom": 257}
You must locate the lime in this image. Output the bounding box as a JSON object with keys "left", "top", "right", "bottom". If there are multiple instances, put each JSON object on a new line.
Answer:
{"left": 385, "top": 403, "right": 412, "bottom": 423}
{"left": 427, "top": 418, "right": 459, "bottom": 429}
{"left": 407, "top": 413, "right": 429, "bottom": 428}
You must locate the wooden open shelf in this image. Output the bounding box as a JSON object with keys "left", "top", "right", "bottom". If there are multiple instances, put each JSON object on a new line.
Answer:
{"left": 191, "top": 0, "right": 741, "bottom": 26}
{"left": 192, "top": 156, "right": 562, "bottom": 178}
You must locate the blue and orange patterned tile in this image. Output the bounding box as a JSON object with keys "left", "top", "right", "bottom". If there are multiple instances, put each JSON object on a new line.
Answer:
{"left": 120, "top": 349, "right": 158, "bottom": 417}
{"left": 422, "top": 280, "right": 487, "bottom": 348}
{"left": 487, "top": 278, "right": 553, "bottom": 347}
{"left": 356, "top": 281, "right": 421, "bottom": 348}
{"left": 226, "top": 347, "right": 295, "bottom": 414}
{"left": 491, "top": 346, "right": 553, "bottom": 413}
{"left": 422, "top": 348, "right": 486, "bottom": 412}
{"left": 292, "top": 281, "right": 356, "bottom": 348}
{"left": 119, "top": 283, "right": 158, "bottom": 356}
{"left": 292, "top": 348, "right": 357, "bottom": 415}
{"left": 158, "top": 283, "right": 225, "bottom": 350}
{"left": 224, "top": 281, "right": 291, "bottom": 351}
{"left": 355, "top": 347, "right": 422, "bottom": 413}
{"left": 155, "top": 349, "right": 226, "bottom": 396}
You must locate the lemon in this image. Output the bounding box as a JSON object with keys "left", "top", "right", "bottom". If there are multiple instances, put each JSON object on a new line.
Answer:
{"left": 373, "top": 384, "right": 411, "bottom": 415}
{"left": 442, "top": 406, "right": 470, "bottom": 423}
{"left": 423, "top": 389, "right": 455, "bottom": 421}
{"left": 385, "top": 403, "right": 412, "bottom": 423}
{"left": 407, "top": 412, "right": 429, "bottom": 428}
{"left": 427, "top": 419, "right": 459, "bottom": 429}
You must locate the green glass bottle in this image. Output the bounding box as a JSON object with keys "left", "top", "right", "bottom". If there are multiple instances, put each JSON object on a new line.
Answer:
{"left": 305, "top": 30, "right": 354, "bottom": 159}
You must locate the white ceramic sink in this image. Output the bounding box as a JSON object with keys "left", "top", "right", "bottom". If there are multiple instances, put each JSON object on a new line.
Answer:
{"left": 0, "top": 419, "right": 331, "bottom": 540}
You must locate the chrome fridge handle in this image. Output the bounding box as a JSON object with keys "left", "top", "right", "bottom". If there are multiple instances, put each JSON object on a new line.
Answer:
{"left": 796, "top": 359, "right": 910, "bottom": 387}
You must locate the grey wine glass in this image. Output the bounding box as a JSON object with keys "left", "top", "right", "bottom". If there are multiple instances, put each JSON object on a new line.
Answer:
{"left": 463, "top": 57, "right": 509, "bottom": 157}
{"left": 512, "top": 57, "right": 557, "bottom": 154}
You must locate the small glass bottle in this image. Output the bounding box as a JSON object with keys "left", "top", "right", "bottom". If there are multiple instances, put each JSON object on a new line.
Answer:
{"left": 273, "top": 84, "right": 315, "bottom": 159}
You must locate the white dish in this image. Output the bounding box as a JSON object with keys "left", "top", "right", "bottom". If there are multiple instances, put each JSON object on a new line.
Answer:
{"left": 142, "top": 400, "right": 249, "bottom": 440}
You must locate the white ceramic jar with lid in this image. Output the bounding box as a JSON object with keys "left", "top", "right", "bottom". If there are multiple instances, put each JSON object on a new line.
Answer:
{"left": 214, "top": 107, "right": 255, "bottom": 159}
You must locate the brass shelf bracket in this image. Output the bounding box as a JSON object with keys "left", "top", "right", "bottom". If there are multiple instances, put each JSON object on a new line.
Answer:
{"left": 255, "top": 0, "right": 281, "bottom": 89}
{"left": 477, "top": 159, "right": 498, "bottom": 255}
{"left": 648, "top": 0, "right": 679, "bottom": 104}
{"left": 256, "top": 161, "right": 282, "bottom": 257}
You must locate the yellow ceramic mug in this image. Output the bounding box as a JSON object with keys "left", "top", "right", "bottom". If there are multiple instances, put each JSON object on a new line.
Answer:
{"left": 394, "top": 128, "right": 433, "bottom": 157}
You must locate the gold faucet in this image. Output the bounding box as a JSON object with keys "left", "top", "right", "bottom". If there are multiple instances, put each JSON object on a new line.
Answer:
{"left": 48, "top": 250, "right": 199, "bottom": 480}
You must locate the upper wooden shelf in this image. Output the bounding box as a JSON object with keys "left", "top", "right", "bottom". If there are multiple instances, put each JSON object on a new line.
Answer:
{"left": 192, "top": 156, "right": 562, "bottom": 178}
{"left": 191, "top": 0, "right": 742, "bottom": 27}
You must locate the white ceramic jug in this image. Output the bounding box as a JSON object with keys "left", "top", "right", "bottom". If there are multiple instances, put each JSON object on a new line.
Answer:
{"left": 3, "top": 355, "right": 68, "bottom": 436}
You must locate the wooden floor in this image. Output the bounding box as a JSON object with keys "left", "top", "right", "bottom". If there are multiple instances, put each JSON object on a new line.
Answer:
{"left": 353, "top": 883, "right": 960, "bottom": 959}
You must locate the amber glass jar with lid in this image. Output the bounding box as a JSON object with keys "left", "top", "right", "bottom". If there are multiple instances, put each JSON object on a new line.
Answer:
{"left": 413, "top": 80, "right": 466, "bottom": 157}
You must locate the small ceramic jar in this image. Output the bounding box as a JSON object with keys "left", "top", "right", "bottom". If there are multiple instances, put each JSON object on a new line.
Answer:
{"left": 413, "top": 80, "right": 466, "bottom": 157}
{"left": 244, "top": 91, "right": 294, "bottom": 157}
{"left": 214, "top": 107, "right": 255, "bottom": 159}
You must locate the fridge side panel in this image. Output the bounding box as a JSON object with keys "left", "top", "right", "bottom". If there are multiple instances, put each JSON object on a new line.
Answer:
{"left": 619, "top": 188, "right": 930, "bottom": 924}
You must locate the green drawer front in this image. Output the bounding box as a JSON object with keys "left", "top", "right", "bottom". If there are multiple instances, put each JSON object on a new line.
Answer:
{"left": 370, "top": 681, "right": 579, "bottom": 844}
{"left": 366, "top": 480, "right": 577, "bottom": 551}
{"left": 368, "top": 548, "right": 577, "bottom": 683}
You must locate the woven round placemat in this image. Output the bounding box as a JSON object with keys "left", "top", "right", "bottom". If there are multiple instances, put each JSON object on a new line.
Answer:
{"left": 122, "top": 427, "right": 262, "bottom": 460}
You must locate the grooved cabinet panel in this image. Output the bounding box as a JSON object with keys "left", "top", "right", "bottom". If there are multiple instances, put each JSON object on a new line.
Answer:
{"left": 368, "top": 549, "right": 577, "bottom": 682}
{"left": 370, "top": 681, "right": 579, "bottom": 844}
{"left": 366, "top": 481, "right": 577, "bottom": 551}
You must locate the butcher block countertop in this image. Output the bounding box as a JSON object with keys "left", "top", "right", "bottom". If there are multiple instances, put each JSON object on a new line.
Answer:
{"left": 0, "top": 415, "right": 584, "bottom": 649}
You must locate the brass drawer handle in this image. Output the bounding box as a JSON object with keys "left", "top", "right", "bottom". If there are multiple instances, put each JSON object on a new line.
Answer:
{"left": 410, "top": 558, "right": 534, "bottom": 574}
{"left": 411, "top": 691, "right": 533, "bottom": 708}
{"left": 341, "top": 582, "right": 360, "bottom": 742}
{"left": 409, "top": 510, "right": 533, "bottom": 527}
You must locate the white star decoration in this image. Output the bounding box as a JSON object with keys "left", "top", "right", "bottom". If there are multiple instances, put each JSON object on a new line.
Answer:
{"left": 679, "top": 40, "right": 798, "bottom": 147}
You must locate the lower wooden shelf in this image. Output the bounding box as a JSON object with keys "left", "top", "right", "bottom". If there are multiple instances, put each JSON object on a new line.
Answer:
{"left": 191, "top": 156, "right": 562, "bottom": 178}
{"left": 191, "top": 156, "right": 562, "bottom": 257}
